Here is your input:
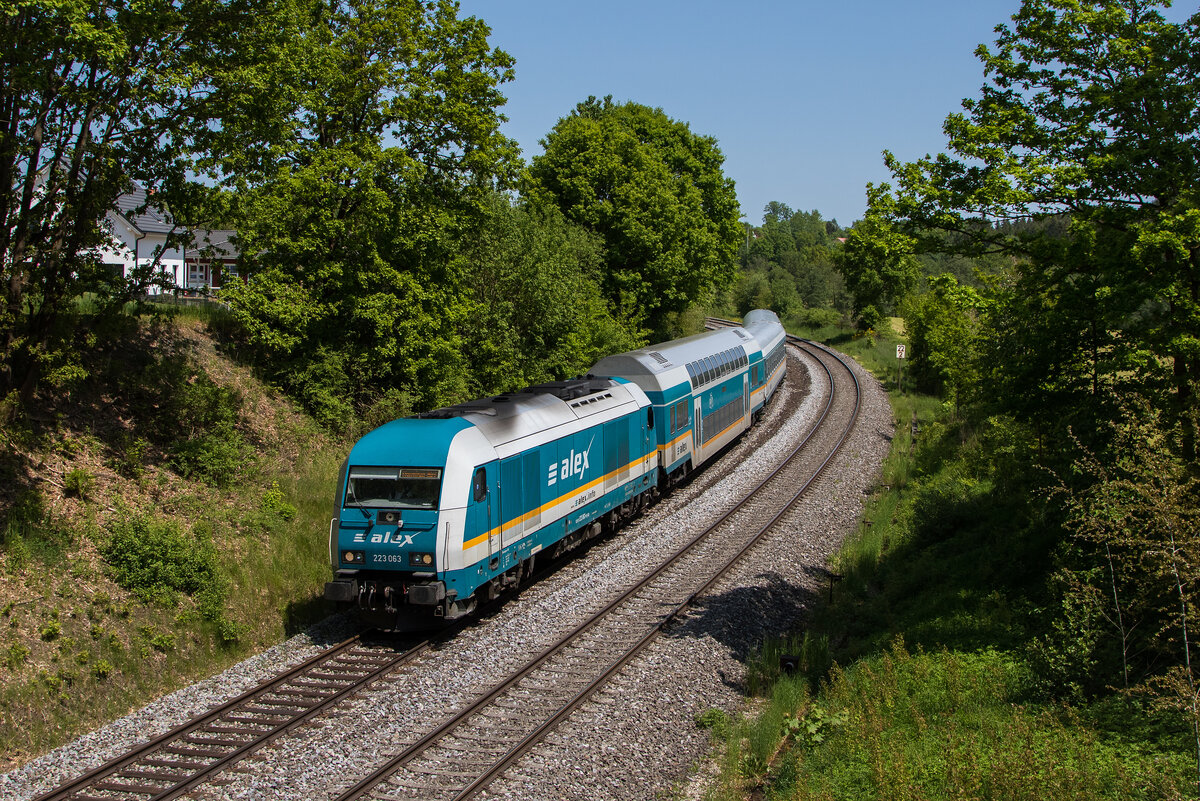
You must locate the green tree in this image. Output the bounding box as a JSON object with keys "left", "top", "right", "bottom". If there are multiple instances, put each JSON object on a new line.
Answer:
{"left": 461, "top": 196, "right": 639, "bottom": 395}
{"left": 0, "top": 0, "right": 282, "bottom": 408}
{"left": 902, "top": 274, "right": 988, "bottom": 411}
{"left": 835, "top": 212, "right": 922, "bottom": 330}
{"left": 871, "top": 0, "right": 1200, "bottom": 459}
{"left": 863, "top": 0, "right": 1200, "bottom": 744}
{"left": 524, "top": 96, "right": 742, "bottom": 336}
{"left": 222, "top": 0, "right": 519, "bottom": 421}
{"left": 1052, "top": 409, "right": 1200, "bottom": 783}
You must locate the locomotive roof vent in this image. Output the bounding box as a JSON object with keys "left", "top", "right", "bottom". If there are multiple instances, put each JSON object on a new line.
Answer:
{"left": 521, "top": 378, "right": 616, "bottom": 401}
{"left": 648, "top": 350, "right": 670, "bottom": 365}
{"left": 733, "top": 328, "right": 750, "bottom": 340}
{"left": 418, "top": 404, "right": 498, "bottom": 418}
{"left": 569, "top": 392, "right": 613, "bottom": 408}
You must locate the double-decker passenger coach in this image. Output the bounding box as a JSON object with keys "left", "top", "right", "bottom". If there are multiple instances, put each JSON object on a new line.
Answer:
{"left": 590, "top": 309, "right": 787, "bottom": 489}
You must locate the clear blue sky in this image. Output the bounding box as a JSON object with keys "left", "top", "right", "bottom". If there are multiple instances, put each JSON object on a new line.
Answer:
{"left": 456, "top": 0, "right": 1188, "bottom": 227}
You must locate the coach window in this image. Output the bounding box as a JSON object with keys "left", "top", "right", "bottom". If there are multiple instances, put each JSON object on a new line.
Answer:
{"left": 473, "top": 467, "right": 488, "bottom": 502}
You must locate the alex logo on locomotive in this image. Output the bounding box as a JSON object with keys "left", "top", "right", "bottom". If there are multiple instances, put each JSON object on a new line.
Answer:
{"left": 546, "top": 436, "right": 595, "bottom": 487}
{"left": 351, "top": 530, "right": 418, "bottom": 547}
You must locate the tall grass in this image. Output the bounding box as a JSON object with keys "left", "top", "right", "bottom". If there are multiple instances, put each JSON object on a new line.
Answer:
{"left": 710, "top": 641, "right": 1181, "bottom": 801}
{"left": 698, "top": 320, "right": 1190, "bottom": 799}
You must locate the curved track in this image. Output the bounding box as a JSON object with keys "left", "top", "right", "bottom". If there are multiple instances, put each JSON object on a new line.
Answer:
{"left": 32, "top": 328, "right": 863, "bottom": 801}
{"left": 333, "top": 335, "right": 860, "bottom": 801}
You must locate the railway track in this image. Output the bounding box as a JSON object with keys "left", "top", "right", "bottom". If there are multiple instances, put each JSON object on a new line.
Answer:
{"left": 332, "top": 335, "right": 860, "bottom": 801}
{"left": 32, "top": 329, "right": 863, "bottom": 801}
{"left": 32, "top": 633, "right": 436, "bottom": 801}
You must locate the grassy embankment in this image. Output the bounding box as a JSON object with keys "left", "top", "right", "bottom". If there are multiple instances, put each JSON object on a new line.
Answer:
{"left": 0, "top": 302, "right": 346, "bottom": 770}
{"left": 696, "top": 316, "right": 1191, "bottom": 800}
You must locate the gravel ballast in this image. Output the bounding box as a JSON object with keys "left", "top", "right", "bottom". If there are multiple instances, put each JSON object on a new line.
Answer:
{"left": 3, "top": 343, "right": 893, "bottom": 801}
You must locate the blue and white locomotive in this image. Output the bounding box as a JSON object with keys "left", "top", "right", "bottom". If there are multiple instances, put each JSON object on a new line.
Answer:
{"left": 324, "top": 311, "right": 787, "bottom": 629}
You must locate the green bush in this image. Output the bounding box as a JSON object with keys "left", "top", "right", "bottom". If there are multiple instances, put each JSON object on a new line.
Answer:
{"left": 166, "top": 373, "right": 247, "bottom": 486}
{"left": 38, "top": 618, "right": 61, "bottom": 641}
{"left": 789, "top": 306, "right": 843, "bottom": 329}
{"left": 4, "top": 642, "right": 30, "bottom": 669}
{"left": 63, "top": 468, "right": 95, "bottom": 498}
{"left": 100, "top": 513, "right": 224, "bottom": 607}
{"left": 214, "top": 616, "right": 248, "bottom": 647}
{"left": 110, "top": 435, "right": 150, "bottom": 479}
{"left": 168, "top": 424, "right": 246, "bottom": 486}
{"left": 856, "top": 303, "right": 884, "bottom": 333}
{"left": 260, "top": 482, "right": 297, "bottom": 521}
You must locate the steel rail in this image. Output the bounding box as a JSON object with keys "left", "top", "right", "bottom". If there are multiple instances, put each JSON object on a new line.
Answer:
{"left": 34, "top": 632, "right": 435, "bottom": 801}
{"left": 452, "top": 338, "right": 861, "bottom": 800}
{"left": 336, "top": 337, "right": 860, "bottom": 801}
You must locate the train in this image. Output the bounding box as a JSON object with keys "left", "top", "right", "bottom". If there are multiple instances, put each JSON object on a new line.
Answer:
{"left": 323, "top": 310, "right": 787, "bottom": 629}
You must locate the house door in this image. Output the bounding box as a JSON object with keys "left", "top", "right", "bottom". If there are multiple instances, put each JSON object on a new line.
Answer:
{"left": 187, "top": 262, "right": 208, "bottom": 289}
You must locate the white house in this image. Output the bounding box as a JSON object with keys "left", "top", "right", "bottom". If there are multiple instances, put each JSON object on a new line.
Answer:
{"left": 97, "top": 184, "right": 239, "bottom": 294}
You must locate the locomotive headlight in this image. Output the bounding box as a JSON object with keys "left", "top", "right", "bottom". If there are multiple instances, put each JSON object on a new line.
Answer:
{"left": 408, "top": 552, "right": 434, "bottom": 567}
{"left": 342, "top": 550, "right": 365, "bottom": 564}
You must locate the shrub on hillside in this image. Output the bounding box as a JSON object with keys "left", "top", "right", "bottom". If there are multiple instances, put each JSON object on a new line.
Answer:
{"left": 165, "top": 371, "right": 247, "bottom": 486}
{"left": 168, "top": 424, "right": 246, "bottom": 487}
{"left": 788, "top": 306, "right": 842, "bottom": 329}
{"left": 100, "top": 513, "right": 224, "bottom": 607}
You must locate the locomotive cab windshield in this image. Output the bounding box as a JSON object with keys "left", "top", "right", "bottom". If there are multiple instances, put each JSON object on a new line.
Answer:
{"left": 344, "top": 466, "right": 442, "bottom": 509}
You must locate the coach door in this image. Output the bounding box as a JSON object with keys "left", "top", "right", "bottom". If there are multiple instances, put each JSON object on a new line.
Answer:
{"left": 693, "top": 397, "right": 703, "bottom": 462}
{"left": 743, "top": 374, "right": 750, "bottom": 425}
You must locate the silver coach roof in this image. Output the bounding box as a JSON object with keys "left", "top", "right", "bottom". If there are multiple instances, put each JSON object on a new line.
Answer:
{"left": 589, "top": 326, "right": 758, "bottom": 395}
{"left": 742, "top": 309, "right": 785, "bottom": 349}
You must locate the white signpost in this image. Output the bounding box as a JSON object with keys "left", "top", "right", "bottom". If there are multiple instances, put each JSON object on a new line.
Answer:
{"left": 896, "top": 344, "right": 906, "bottom": 393}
